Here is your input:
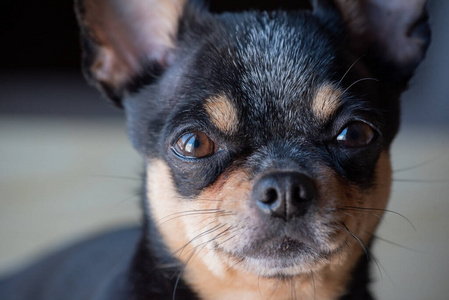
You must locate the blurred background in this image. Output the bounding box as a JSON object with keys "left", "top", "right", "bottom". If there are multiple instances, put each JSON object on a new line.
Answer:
{"left": 0, "top": 1, "right": 448, "bottom": 299}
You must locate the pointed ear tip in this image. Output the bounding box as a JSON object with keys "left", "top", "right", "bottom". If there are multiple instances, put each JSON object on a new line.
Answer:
{"left": 75, "top": 0, "right": 190, "bottom": 106}
{"left": 411, "top": 18, "right": 431, "bottom": 45}
{"left": 408, "top": 11, "right": 432, "bottom": 67}
{"left": 99, "top": 81, "right": 125, "bottom": 108}
{"left": 80, "top": 63, "right": 124, "bottom": 108}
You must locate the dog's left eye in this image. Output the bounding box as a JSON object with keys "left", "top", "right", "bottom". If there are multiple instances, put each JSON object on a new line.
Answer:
{"left": 172, "top": 131, "right": 216, "bottom": 158}
{"left": 336, "top": 122, "right": 375, "bottom": 148}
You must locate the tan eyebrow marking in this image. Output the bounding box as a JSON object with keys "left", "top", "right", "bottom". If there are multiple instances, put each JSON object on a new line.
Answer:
{"left": 312, "top": 84, "right": 343, "bottom": 121}
{"left": 204, "top": 95, "right": 239, "bottom": 134}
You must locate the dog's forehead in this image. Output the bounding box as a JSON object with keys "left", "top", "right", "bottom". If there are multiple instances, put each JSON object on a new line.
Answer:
{"left": 199, "top": 12, "right": 344, "bottom": 135}
{"left": 231, "top": 13, "right": 336, "bottom": 95}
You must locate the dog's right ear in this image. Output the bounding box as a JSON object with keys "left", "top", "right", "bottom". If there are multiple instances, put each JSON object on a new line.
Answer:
{"left": 75, "top": 0, "right": 189, "bottom": 107}
{"left": 312, "top": 0, "right": 431, "bottom": 86}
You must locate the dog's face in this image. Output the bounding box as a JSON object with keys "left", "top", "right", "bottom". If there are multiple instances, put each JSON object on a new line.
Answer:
{"left": 140, "top": 12, "right": 392, "bottom": 277}
{"left": 77, "top": 0, "right": 429, "bottom": 297}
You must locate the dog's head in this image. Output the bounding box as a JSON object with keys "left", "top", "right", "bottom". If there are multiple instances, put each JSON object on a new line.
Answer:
{"left": 77, "top": 0, "right": 429, "bottom": 297}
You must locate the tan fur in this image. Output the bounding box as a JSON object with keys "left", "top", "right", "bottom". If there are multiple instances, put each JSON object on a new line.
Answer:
{"left": 146, "top": 150, "right": 391, "bottom": 299}
{"left": 204, "top": 95, "right": 239, "bottom": 134}
{"left": 312, "top": 84, "right": 343, "bottom": 122}
{"left": 332, "top": 151, "right": 391, "bottom": 256}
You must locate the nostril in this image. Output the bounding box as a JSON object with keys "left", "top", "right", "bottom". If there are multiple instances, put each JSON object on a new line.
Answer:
{"left": 292, "top": 186, "right": 300, "bottom": 201}
{"left": 296, "top": 183, "right": 312, "bottom": 202}
{"left": 262, "top": 188, "right": 278, "bottom": 204}
{"left": 252, "top": 171, "right": 316, "bottom": 220}
{"left": 291, "top": 185, "right": 303, "bottom": 198}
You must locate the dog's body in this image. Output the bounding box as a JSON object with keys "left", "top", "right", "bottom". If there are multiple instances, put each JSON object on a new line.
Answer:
{"left": 0, "top": 1, "right": 430, "bottom": 299}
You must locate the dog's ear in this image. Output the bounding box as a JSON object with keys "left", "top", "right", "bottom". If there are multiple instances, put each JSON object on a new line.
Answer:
{"left": 313, "top": 0, "right": 431, "bottom": 86}
{"left": 75, "top": 0, "right": 190, "bottom": 107}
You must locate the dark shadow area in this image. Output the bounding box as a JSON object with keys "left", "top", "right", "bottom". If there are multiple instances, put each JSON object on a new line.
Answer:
{"left": 0, "top": 0, "right": 447, "bottom": 124}
{"left": 0, "top": 2, "right": 80, "bottom": 71}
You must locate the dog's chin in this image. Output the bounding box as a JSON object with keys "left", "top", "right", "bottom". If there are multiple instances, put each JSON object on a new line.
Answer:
{"left": 216, "top": 236, "right": 336, "bottom": 278}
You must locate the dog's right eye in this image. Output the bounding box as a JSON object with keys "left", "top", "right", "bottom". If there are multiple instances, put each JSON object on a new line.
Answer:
{"left": 172, "top": 131, "right": 217, "bottom": 158}
{"left": 336, "top": 122, "right": 375, "bottom": 148}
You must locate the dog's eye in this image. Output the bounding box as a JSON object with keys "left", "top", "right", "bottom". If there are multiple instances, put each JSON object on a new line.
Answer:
{"left": 336, "top": 122, "right": 375, "bottom": 148}
{"left": 173, "top": 131, "right": 216, "bottom": 158}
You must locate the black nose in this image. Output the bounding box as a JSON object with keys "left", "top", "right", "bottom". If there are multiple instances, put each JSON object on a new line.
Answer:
{"left": 252, "top": 172, "right": 316, "bottom": 221}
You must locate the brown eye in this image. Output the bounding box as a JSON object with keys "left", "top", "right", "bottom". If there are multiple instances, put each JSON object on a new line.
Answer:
{"left": 336, "top": 122, "right": 375, "bottom": 148}
{"left": 173, "top": 131, "right": 216, "bottom": 158}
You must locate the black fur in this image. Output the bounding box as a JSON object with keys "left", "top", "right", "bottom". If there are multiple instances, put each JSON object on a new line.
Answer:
{"left": 0, "top": 1, "right": 430, "bottom": 299}
{"left": 125, "top": 8, "right": 388, "bottom": 193}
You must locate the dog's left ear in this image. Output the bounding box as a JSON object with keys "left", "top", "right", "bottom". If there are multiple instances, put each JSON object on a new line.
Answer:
{"left": 313, "top": 0, "right": 431, "bottom": 85}
{"left": 75, "top": 0, "right": 189, "bottom": 106}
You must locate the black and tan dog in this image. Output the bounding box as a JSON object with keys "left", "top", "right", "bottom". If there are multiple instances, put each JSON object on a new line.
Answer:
{"left": 0, "top": 0, "right": 430, "bottom": 299}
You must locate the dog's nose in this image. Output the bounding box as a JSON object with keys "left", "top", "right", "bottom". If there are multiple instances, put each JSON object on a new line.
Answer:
{"left": 252, "top": 172, "right": 316, "bottom": 221}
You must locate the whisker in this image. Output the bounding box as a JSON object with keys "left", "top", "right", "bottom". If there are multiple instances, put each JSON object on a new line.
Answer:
{"left": 164, "top": 210, "right": 234, "bottom": 224}
{"left": 270, "top": 279, "right": 280, "bottom": 299}
{"left": 197, "top": 211, "right": 236, "bottom": 226}
{"left": 209, "top": 226, "right": 234, "bottom": 243}
{"left": 170, "top": 223, "right": 233, "bottom": 298}
{"left": 111, "top": 194, "right": 141, "bottom": 205}
{"left": 156, "top": 209, "right": 223, "bottom": 225}
{"left": 173, "top": 224, "right": 225, "bottom": 257}
{"left": 342, "top": 223, "right": 369, "bottom": 259}
{"left": 219, "top": 234, "right": 237, "bottom": 247}
{"left": 172, "top": 249, "right": 196, "bottom": 300}
{"left": 342, "top": 223, "right": 382, "bottom": 281}
{"left": 194, "top": 220, "right": 221, "bottom": 233}
{"left": 393, "top": 178, "right": 448, "bottom": 184}
{"left": 290, "top": 277, "right": 297, "bottom": 300}
{"left": 339, "top": 208, "right": 382, "bottom": 221}
{"left": 393, "top": 154, "right": 444, "bottom": 173}
{"left": 310, "top": 271, "right": 316, "bottom": 300}
{"left": 368, "top": 233, "right": 424, "bottom": 253}
{"left": 337, "top": 55, "right": 365, "bottom": 87}
{"left": 342, "top": 223, "right": 392, "bottom": 283}
{"left": 187, "top": 226, "right": 235, "bottom": 262}
{"left": 159, "top": 209, "right": 222, "bottom": 220}
{"left": 257, "top": 275, "right": 263, "bottom": 299}
{"left": 90, "top": 174, "right": 141, "bottom": 181}
{"left": 175, "top": 196, "right": 222, "bottom": 202}
{"left": 341, "top": 206, "right": 415, "bottom": 231}
{"left": 226, "top": 257, "right": 245, "bottom": 273}
{"left": 341, "top": 211, "right": 357, "bottom": 220}
{"left": 190, "top": 227, "right": 239, "bottom": 273}
{"left": 342, "top": 77, "right": 379, "bottom": 95}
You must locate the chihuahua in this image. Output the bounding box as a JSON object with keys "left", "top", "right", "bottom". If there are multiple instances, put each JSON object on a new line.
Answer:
{"left": 0, "top": 0, "right": 430, "bottom": 299}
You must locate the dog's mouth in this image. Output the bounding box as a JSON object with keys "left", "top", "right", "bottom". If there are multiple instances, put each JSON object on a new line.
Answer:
{"left": 212, "top": 226, "right": 341, "bottom": 277}
{"left": 213, "top": 170, "right": 341, "bottom": 276}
